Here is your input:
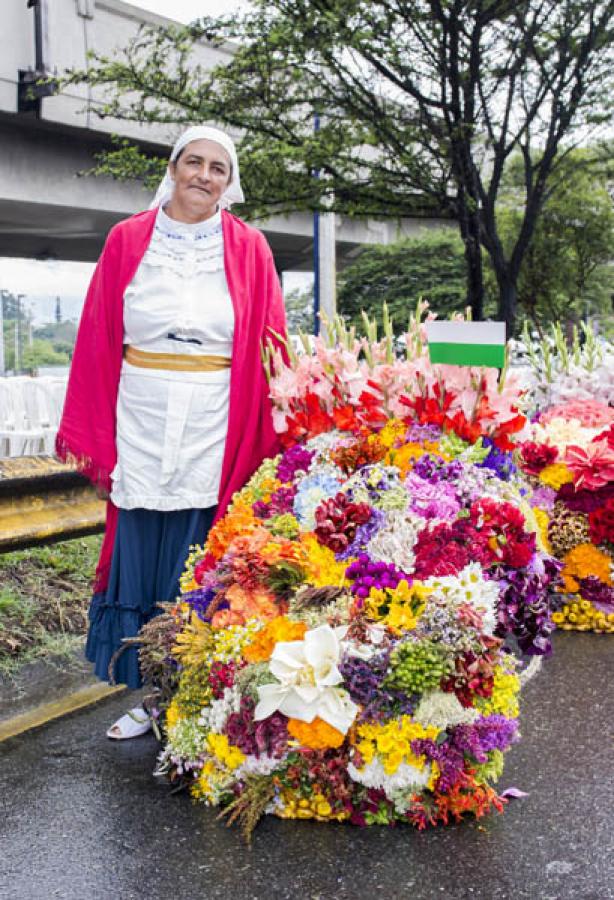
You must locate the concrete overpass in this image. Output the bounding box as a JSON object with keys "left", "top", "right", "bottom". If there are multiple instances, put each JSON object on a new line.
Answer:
{"left": 0, "top": 0, "right": 449, "bottom": 273}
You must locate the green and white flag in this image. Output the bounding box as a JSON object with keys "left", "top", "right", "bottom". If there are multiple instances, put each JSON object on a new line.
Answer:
{"left": 426, "top": 321, "right": 506, "bottom": 368}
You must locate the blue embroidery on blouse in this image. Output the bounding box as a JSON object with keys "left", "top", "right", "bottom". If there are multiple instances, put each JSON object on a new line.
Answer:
{"left": 155, "top": 222, "right": 223, "bottom": 242}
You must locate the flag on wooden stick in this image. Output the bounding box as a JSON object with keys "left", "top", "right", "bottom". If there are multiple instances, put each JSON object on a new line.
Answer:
{"left": 426, "top": 321, "right": 506, "bottom": 368}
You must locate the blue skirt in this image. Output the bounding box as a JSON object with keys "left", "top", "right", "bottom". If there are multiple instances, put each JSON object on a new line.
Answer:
{"left": 85, "top": 506, "right": 216, "bottom": 689}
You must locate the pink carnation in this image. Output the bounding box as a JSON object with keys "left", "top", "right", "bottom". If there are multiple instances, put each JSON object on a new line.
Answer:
{"left": 565, "top": 439, "right": 614, "bottom": 491}
{"left": 541, "top": 400, "right": 614, "bottom": 429}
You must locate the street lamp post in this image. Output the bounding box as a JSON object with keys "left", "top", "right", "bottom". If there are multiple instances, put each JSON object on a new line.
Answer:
{"left": 312, "top": 113, "right": 337, "bottom": 336}
{"left": 0, "top": 291, "right": 5, "bottom": 377}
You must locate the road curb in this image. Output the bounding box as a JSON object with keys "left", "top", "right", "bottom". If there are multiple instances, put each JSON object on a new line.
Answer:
{"left": 0, "top": 682, "right": 126, "bottom": 742}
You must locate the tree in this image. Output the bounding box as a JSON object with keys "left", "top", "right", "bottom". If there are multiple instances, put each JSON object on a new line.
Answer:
{"left": 284, "top": 285, "right": 315, "bottom": 333}
{"left": 0, "top": 290, "right": 30, "bottom": 373}
{"left": 64, "top": 0, "right": 614, "bottom": 331}
{"left": 21, "top": 339, "right": 70, "bottom": 371}
{"left": 489, "top": 148, "right": 614, "bottom": 331}
{"left": 337, "top": 229, "right": 488, "bottom": 331}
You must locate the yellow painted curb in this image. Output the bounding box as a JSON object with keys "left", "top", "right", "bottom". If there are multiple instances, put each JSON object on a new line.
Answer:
{"left": 0, "top": 682, "right": 126, "bottom": 742}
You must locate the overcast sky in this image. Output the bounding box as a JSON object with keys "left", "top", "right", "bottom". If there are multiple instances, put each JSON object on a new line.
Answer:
{"left": 0, "top": 256, "right": 310, "bottom": 328}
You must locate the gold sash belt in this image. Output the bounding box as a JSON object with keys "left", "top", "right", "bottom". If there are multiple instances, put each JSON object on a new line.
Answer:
{"left": 124, "top": 345, "right": 232, "bottom": 372}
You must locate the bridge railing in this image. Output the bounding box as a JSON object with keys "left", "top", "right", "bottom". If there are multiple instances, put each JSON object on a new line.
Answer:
{"left": 0, "top": 456, "right": 105, "bottom": 553}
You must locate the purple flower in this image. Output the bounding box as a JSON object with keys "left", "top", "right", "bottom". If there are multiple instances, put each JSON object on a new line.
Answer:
{"left": 493, "top": 555, "right": 562, "bottom": 656}
{"left": 345, "top": 553, "right": 412, "bottom": 599}
{"left": 253, "top": 485, "right": 297, "bottom": 519}
{"left": 578, "top": 577, "right": 614, "bottom": 613}
{"left": 472, "top": 715, "right": 519, "bottom": 752}
{"left": 405, "top": 472, "right": 461, "bottom": 520}
{"left": 405, "top": 423, "right": 443, "bottom": 443}
{"left": 339, "top": 652, "right": 415, "bottom": 721}
{"left": 276, "top": 445, "right": 315, "bottom": 483}
{"left": 478, "top": 437, "right": 517, "bottom": 482}
{"left": 337, "top": 508, "right": 386, "bottom": 560}
{"left": 182, "top": 586, "right": 223, "bottom": 621}
{"left": 411, "top": 737, "right": 465, "bottom": 792}
{"left": 528, "top": 486, "right": 557, "bottom": 513}
{"left": 411, "top": 454, "right": 459, "bottom": 483}
{"left": 411, "top": 715, "right": 519, "bottom": 791}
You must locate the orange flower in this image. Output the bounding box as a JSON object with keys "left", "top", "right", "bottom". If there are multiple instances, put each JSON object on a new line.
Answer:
{"left": 287, "top": 717, "right": 346, "bottom": 750}
{"left": 560, "top": 542, "right": 612, "bottom": 593}
{"left": 211, "top": 584, "right": 280, "bottom": 628}
{"left": 227, "top": 527, "right": 271, "bottom": 557}
{"left": 259, "top": 539, "right": 309, "bottom": 567}
{"left": 205, "top": 497, "right": 257, "bottom": 559}
{"left": 431, "top": 772, "right": 505, "bottom": 825}
{"left": 210, "top": 609, "right": 246, "bottom": 629}
{"left": 243, "top": 616, "right": 307, "bottom": 663}
{"left": 385, "top": 442, "right": 428, "bottom": 477}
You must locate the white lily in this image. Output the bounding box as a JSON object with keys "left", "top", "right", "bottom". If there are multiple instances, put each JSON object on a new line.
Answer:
{"left": 254, "top": 624, "right": 358, "bottom": 734}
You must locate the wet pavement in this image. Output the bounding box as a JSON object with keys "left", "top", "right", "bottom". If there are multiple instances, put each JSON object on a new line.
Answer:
{"left": 0, "top": 633, "right": 613, "bottom": 900}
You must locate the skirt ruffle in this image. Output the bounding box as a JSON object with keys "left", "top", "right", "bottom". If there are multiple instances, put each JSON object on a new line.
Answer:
{"left": 85, "top": 505, "right": 216, "bottom": 689}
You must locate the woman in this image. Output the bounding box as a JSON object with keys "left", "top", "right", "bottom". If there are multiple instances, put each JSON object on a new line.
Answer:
{"left": 56, "top": 126, "right": 287, "bottom": 738}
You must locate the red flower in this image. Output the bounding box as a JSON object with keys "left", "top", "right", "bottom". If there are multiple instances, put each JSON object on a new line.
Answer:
{"left": 499, "top": 535, "right": 535, "bottom": 568}
{"left": 442, "top": 641, "right": 501, "bottom": 707}
{"left": 314, "top": 492, "right": 372, "bottom": 553}
{"left": 469, "top": 499, "right": 535, "bottom": 567}
{"left": 284, "top": 391, "right": 334, "bottom": 444}
{"left": 470, "top": 498, "right": 525, "bottom": 533}
{"left": 443, "top": 411, "right": 482, "bottom": 445}
{"left": 519, "top": 441, "right": 559, "bottom": 475}
{"left": 413, "top": 520, "right": 492, "bottom": 579}
{"left": 400, "top": 385, "right": 456, "bottom": 427}
{"left": 194, "top": 553, "right": 217, "bottom": 584}
{"left": 332, "top": 403, "right": 359, "bottom": 432}
{"left": 588, "top": 498, "right": 614, "bottom": 545}
{"left": 331, "top": 434, "right": 387, "bottom": 474}
{"left": 490, "top": 413, "right": 526, "bottom": 452}
{"left": 356, "top": 386, "right": 388, "bottom": 427}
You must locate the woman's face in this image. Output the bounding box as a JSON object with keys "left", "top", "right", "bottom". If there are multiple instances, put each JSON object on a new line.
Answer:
{"left": 169, "top": 139, "right": 232, "bottom": 217}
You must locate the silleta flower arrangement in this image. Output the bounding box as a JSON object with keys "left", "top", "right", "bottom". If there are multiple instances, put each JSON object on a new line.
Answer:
{"left": 517, "top": 398, "right": 614, "bottom": 633}
{"left": 143, "top": 309, "right": 561, "bottom": 839}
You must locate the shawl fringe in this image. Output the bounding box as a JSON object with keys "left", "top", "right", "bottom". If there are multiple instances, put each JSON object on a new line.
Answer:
{"left": 55, "top": 432, "right": 112, "bottom": 493}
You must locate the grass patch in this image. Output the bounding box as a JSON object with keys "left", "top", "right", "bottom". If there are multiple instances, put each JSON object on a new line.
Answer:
{"left": 0, "top": 536, "right": 101, "bottom": 675}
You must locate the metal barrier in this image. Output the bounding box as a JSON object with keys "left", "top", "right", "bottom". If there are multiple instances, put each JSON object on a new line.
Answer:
{"left": 0, "top": 457, "right": 105, "bottom": 553}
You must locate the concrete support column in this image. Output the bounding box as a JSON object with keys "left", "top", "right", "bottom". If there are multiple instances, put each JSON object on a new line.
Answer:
{"left": 318, "top": 210, "right": 337, "bottom": 323}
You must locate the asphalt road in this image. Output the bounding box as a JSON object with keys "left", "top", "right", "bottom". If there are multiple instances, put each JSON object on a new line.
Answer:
{"left": 0, "top": 632, "right": 613, "bottom": 900}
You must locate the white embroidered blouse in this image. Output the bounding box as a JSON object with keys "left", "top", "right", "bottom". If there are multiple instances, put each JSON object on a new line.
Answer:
{"left": 110, "top": 206, "right": 234, "bottom": 511}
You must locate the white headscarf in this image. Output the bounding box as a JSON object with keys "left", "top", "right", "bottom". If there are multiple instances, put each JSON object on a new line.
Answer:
{"left": 150, "top": 125, "right": 245, "bottom": 210}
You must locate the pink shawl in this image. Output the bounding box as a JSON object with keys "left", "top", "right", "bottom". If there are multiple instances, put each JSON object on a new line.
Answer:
{"left": 56, "top": 208, "right": 287, "bottom": 591}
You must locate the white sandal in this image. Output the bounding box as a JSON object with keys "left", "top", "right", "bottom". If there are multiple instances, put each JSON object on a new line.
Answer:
{"left": 106, "top": 706, "right": 152, "bottom": 740}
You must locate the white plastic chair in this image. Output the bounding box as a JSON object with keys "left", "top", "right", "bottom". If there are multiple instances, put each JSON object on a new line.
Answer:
{"left": 0, "top": 378, "right": 45, "bottom": 456}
